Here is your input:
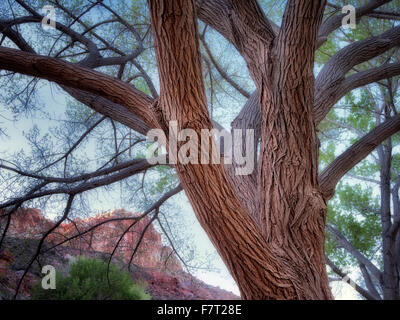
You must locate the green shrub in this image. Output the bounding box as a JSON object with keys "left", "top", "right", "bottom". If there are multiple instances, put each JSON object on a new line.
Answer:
{"left": 30, "top": 257, "right": 151, "bottom": 300}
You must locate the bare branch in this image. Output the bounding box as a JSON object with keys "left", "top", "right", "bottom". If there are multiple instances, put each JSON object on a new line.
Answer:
{"left": 200, "top": 34, "right": 250, "bottom": 98}
{"left": 127, "top": 209, "right": 159, "bottom": 271}
{"left": 12, "top": 194, "right": 75, "bottom": 299}
{"left": 317, "top": 0, "right": 392, "bottom": 48}
{"left": 38, "top": 116, "right": 107, "bottom": 172}
{"left": 326, "top": 224, "right": 382, "bottom": 282}
{"left": 326, "top": 256, "right": 378, "bottom": 300}
{"left": 315, "top": 25, "right": 400, "bottom": 124}
{"left": 0, "top": 159, "right": 153, "bottom": 209}
{"left": 0, "top": 158, "right": 150, "bottom": 184}
{"left": 320, "top": 114, "right": 400, "bottom": 199}
{"left": 0, "top": 46, "right": 157, "bottom": 129}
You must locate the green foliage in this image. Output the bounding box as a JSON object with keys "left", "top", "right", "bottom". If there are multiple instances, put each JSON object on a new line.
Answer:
{"left": 319, "top": 140, "right": 337, "bottom": 167}
{"left": 315, "top": 34, "right": 341, "bottom": 65}
{"left": 345, "top": 91, "right": 376, "bottom": 133}
{"left": 30, "top": 257, "right": 151, "bottom": 300}
{"left": 148, "top": 165, "right": 178, "bottom": 196}
{"left": 326, "top": 183, "right": 381, "bottom": 268}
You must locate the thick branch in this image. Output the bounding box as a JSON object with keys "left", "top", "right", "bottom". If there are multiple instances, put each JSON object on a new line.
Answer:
{"left": 277, "top": 0, "right": 326, "bottom": 62}
{"left": 326, "top": 256, "right": 378, "bottom": 300}
{"left": 321, "top": 62, "right": 400, "bottom": 112}
{"left": 62, "top": 87, "right": 151, "bottom": 135}
{"left": 1, "top": 15, "right": 101, "bottom": 66}
{"left": 196, "top": 0, "right": 277, "bottom": 62}
{"left": 0, "top": 16, "right": 153, "bottom": 136}
{"left": 320, "top": 114, "right": 400, "bottom": 199}
{"left": 317, "top": 0, "right": 392, "bottom": 48}
{"left": 360, "top": 263, "right": 382, "bottom": 299}
{"left": 0, "top": 46, "right": 157, "bottom": 129}
{"left": 315, "top": 25, "right": 400, "bottom": 123}
{"left": 149, "top": 0, "right": 316, "bottom": 299}
{"left": 326, "top": 224, "right": 382, "bottom": 282}
{"left": 0, "top": 20, "right": 35, "bottom": 53}
{"left": 228, "top": 92, "right": 259, "bottom": 219}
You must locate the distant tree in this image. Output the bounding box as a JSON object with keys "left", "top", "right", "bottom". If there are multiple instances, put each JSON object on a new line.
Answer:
{"left": 315, "top": 10, "right": 400, "bottom": 299}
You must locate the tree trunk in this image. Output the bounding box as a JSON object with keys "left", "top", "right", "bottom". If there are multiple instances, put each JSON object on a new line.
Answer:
{"left": 147, "top": 0, "right": 333, "bottom": 300}
{"left": 378, "top": 137, "right": 399, "bottom": 299}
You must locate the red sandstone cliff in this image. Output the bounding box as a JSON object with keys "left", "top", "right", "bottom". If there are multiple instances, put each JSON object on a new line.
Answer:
{"left": 0, "top": 208, "right": 238, "bottom": 300}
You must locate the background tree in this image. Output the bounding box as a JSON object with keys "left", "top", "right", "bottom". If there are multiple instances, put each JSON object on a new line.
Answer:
{"left": 314, "top": 2, "right": 400, "bottom": 299}
{"left": 0, "top": 0, "right": 400, "bottom": 299}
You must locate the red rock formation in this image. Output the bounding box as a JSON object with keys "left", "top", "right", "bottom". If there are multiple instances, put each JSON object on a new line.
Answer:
{"left": 1, "top": 209, "right": 182, "bottom": 272}
{"left": 1, "top": 208, "right": 53, "bottom": 239}
{"left": 2, "top": 208, "right": 181, "bottom": 272}
{"left": 0, "top": 250, "right": 13, "bottom": 278}
{"left": 0, "top": 208, "right": 239, "bottom": 300}
{"left": 54, "top": 209, "right": 182, "bottom": 273}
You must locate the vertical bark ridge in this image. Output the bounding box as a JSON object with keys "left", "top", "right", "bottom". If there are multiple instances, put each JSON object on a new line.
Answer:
{"left": 257, "top": 0, "right": 332, "bottom": 299}
{"left": 148, "top": 0, "right": 332, "bottom": 299}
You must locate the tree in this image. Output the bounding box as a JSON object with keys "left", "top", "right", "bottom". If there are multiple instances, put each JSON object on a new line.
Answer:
{"left": 0, "top": 0, "right": 400, "bottom": 299}
{"left": 316, "top": 10, "right": 400, "bottom": 299}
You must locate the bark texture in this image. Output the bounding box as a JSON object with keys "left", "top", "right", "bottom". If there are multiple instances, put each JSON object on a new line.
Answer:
{"left": 148, "top": 0, "right": 332, "bottom": 299}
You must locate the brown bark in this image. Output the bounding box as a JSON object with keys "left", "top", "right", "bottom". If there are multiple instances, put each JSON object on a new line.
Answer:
{"left": 0, "top": 47, "right": 157, "bottom": 129}
{"left": 148, "top": 0, "right": 332, "bottom": 299}
{"left": 255, "top": 0, "right": 332, "bottom": 299}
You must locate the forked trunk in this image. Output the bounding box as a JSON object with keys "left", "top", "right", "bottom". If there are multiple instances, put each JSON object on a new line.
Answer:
{"left": 148, "top": 0, "right": 333, "bottom": 299}
{"left": 179, "top": 165, "right": 332, "bottom": 299}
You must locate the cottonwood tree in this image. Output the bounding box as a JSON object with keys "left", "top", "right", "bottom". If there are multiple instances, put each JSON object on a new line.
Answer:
{"left": 316, "top": 7, "right": 400, "bottom": 300}
{"left": 324, "top": 82, "right": 400, "bottom": 300}
{"left": 1, "top": 0, "right": 400, "bottom": 299}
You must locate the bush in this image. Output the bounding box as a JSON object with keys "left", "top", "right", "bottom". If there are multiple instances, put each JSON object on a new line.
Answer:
{"left": 30, "top": 257, "right": 151, "bottom": 300}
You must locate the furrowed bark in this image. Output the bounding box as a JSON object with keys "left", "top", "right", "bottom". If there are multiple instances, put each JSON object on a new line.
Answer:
{"left": 3, "top": 0, "right": 400, "bottom": 301}
{"left": 0, "top": 46, "right": 157, "bottom": 129}
{"left": 229, "top": 93, "right": 260, "bottom": 220}
{"left": 315, "top": 25, "right": 400, "bottom": 123}
{"left": 256, "top": 0, "right": 332, "bottom": 299}
{"left": 61, "top": 88, "right": 151, "bottom": 136}
{"left": 195, "top": 0, "right": 278, "bottom": 56}
{"left": 148, "top": 0, "right": 332, "bottom": 299}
